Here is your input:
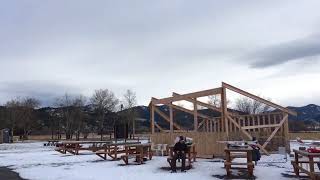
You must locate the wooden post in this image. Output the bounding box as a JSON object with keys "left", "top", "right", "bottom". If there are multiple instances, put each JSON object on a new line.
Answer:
{"left": 169, "top": 103, "right": 173, "bottom": 133}
{"left": 221, "top": 87, "right": 228, "bottom": 137}
{"left": 151, "top": 104, "right": 155, "bottom": 134}
{"left": 283, "top": 113, "right": 290, "bottom": 152}
{"left": 194, "top": 98, "right": 198, "bottom": 132}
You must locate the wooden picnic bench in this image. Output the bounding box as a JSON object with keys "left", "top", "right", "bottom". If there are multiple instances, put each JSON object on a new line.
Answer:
{"left": 121, "top": 143, "right": 153, "bottom": 165}
{"left": 224, "top": 147, "right": 254, "bottom": 177}
{"left": 292, "top": 149, "right": 320, "bottom": 180}
{"left": 95, "top": 141, "right": 141, "bottom": 160}
{"left": 166, "top": 143, "right": 197, "bottom": 168}
{"left": 55, "top": 141, "right": 112, "bottom": 155}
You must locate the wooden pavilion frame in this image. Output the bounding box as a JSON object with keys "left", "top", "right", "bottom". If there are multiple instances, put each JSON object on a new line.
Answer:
{"left": 150, "top": 82, "right": 297, "bottom": 155}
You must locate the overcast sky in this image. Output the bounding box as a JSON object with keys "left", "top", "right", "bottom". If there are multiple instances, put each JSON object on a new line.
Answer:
{"left": 1, "top": 0, "right": 320, "bottom": 107}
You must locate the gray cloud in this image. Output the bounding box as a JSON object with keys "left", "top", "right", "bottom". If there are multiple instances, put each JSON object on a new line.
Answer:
{"left": 1, "top": 0, "right": 320, "bottom": 106}
{"left": 248, "top": 34, "right": 320, "bottom": 68}
{"left": 0, "top": 81, "right": 83, "bottom": 106}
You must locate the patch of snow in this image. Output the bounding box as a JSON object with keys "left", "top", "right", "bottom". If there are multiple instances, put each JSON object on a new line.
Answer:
{"left": 0, "top": 142, "right": 304, "bottom": 180}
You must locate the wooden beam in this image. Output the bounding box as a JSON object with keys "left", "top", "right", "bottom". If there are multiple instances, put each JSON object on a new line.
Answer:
{"left": 152, "top": 88, "right": 222, "bottom": 105}
{"left": 283, "top": 113, "right": 290, "bottom": 152}
{"left": 222, "top": 82, "right": 297, "bottom": 116}
{"left": 221, "top": 87, "right": 228, "bottom": 137}
{"left": 262, "top": 114, "right": 289, "bottom": 149}
{"left": 194, "top": 98, "right": 198, "bottom": 131}
{"left": 172, "top": 92, "right": 222, "bottom": 112}
{"left": 154, "top": 122, "right": 164, "bottom": 132}
{"left": 153, "top": 106, "right": 182, "bottom": 130}
{"left": 169, "top": 104, "right": 173, "bottom": 133}
{"left": 150, "top": 103, "right": 155, "bottom": 134}
{"left": 198, "top": 120, "right": 205, "bottom": 129}
{"left": 241, "top": 124, "right": 282, "bottom": 130}
{"left": 169, "top": 104, "right": 215, "bottom": 121}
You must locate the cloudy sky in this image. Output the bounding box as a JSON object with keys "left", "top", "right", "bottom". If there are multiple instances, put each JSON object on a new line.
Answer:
{"left": 1, "top": 0, "right": 320, "bottom": 107}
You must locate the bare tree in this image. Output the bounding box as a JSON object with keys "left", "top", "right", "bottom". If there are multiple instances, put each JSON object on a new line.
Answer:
{"left": 73, "top": 95, "right": 87, "bottom": 141}
{"left": 5, "top": 97, "right": 40, "bottom": 140}
{"left": 5, "top": 98, "right": 22, "bottom": 139}
{"left": 91, "top": 89, "right": 119, "bottom": 140}
{"left": 122, "top": 89, "right": 138, "bottom": 135}
{"left": 56, "top": 94, "right": 77, "bottom": 140}
{"left": 208, "top": 95, "right": 221, "bottom": 107}
{"left": 235, "top": 97, "right": 271, "bottom": 114}
{"left": 19, "top": 97, "right": 40, "bottom": 139}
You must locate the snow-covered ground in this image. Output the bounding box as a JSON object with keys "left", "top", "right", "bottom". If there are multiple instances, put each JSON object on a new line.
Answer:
{"left": 0, "top": 141, "right": 311, "bottom": 180}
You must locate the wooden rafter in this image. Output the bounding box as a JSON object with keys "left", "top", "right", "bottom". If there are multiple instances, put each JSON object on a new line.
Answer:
{"left": 154, "top": 122, "right": 164, "bottom": 132}
{"left": 153, "top": 106, "right": 182, "bottom": 130}
{"left": 172, "top": 92, "right": 222, "bottom": 112}
{"left": 169, "top": 104, "right": 215, "bottom": 121}
{"left": 222, "top": 82, "right": 297, "bottom": 116}
{"left": 152, "top": 88, "right": 222, "bottom": 105}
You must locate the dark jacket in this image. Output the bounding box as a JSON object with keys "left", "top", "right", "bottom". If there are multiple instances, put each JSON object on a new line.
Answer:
{"left": 174, "top": 141, "right": 188, "bottom": 153}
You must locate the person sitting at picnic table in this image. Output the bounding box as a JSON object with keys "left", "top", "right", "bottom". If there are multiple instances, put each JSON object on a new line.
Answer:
{"left": 249, "top": 137, "right": 261, "bottom": 164}
{"left": 171, "top": 136, "right": 188, "bottom": 173}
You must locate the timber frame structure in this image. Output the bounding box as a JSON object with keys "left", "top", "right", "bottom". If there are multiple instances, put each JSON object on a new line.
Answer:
{"left": 150, "top": 82, "right": 297, "bottom": 155}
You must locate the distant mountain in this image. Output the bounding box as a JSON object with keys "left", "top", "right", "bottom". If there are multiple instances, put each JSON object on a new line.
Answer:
{"left": 288, "top": 104, "right": 320, "bottom": 122}
{"left": 135, "top": 104, "right": 320, "bottom": 124}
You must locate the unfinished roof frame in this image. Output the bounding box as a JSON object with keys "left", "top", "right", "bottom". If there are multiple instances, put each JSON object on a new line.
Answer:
{"left": 150, "top": 82, "right": 297, "bottom": 154}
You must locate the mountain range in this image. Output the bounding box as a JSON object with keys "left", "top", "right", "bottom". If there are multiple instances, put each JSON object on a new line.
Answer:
{"left": 134, "top": 104, "right": 320, "bottom": 122}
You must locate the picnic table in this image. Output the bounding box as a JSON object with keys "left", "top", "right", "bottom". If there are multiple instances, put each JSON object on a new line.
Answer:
{"left": 95, "top": 141, "right": 141, "bottom": 160}
{"left": 121, "top": 143, "right": 153, "bottom": 165}
{"left": 167, "top": 143, "right": 197, "bottom": 168}
{"left": 292, "top": 149, "right": 320, "bottom": 180}
{"left": 224, "top": 146, "right": 254, "bottom": 177}
{"left": 55, "top": 141, "right": 112, "bottom": 155}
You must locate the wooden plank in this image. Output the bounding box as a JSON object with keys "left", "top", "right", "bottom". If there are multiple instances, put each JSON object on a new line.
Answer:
{"left": 262, "top": 114, "right": 289, "bottom": 149}
{"left": 194, "top": 98, "right": 198, "bottom": 131}
{"left": 262, "top": 115, "right": 266, "bottom": 132}
{"left": 150, "top": 103, "right": 155, "bottom": 134}
{"left": 268, "top": 114, "right": 271, "bottom": 133}
{"left": 152, "top": 88, "right": 222, "bottom": 105}
{"left": 283, "top": 113, "right": 290, "bottom": 152}
{"left": 257, "top": 116, "right": 260, "bottom": 133}
{"left": 241, "top": 124, "right": 282, "bottom": 130}
{"left": 153, "top": 106, "right": 182, "bottom": 130}
{"left": 221, "top": 87, "right": 228, "bottom": 136}
{"left": 222, "top": 82, "right": 297, "bottom": 116}
{"left": 169, "top": 104, "right": 173, "bottom": 132}
{"left": 252, "top": 116, "right": 256, "bottom": 132}
{"left": 172, "top": 92, "right": 222, "bottom": 112}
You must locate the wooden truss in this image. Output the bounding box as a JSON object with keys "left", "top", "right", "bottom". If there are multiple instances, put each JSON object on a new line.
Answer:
{"left": 150, "top": 82, "right": 297, "bottom": 154}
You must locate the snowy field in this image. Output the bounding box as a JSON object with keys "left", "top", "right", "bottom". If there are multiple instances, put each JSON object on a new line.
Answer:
{"left": 0, "top": 141, "right": 310, "bottom": 180}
